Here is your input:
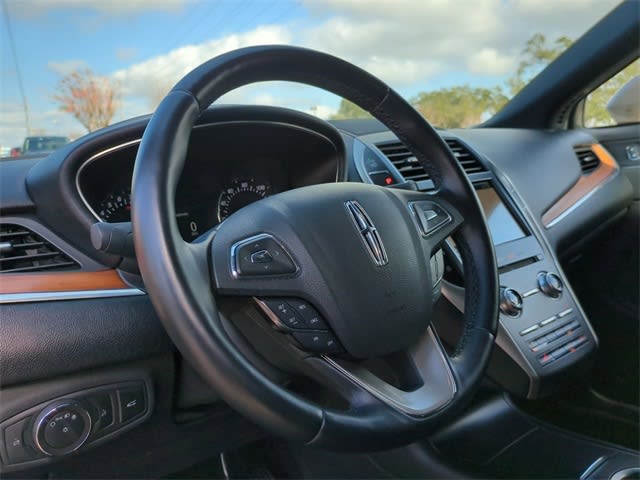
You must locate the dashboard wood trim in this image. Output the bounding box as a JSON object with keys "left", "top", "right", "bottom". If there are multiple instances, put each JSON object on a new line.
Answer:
{"left": 541, "top": 144, "right": 618, "bottom": 228}
{"left": 0, "top": 270, "right": 129, "bottom": 294}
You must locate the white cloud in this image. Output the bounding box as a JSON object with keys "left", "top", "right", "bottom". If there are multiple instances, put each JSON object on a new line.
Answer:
{"left": 467, "top": 48, "right": 516, "bottom": 76}
{"left": 112, "top": 25, "right": 292, "bottom": 105}
{"left": 47, "top": 60, "right": 88, "bottom": 76}
{"left": 5, "top": 0, "right": 193, "bottom": 18}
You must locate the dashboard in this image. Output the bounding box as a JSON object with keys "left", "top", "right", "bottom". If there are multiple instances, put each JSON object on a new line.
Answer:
{"left": 0, "top": 104, "right": 634, "bottom": 475}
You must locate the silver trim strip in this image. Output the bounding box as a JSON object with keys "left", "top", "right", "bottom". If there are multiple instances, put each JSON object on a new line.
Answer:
{"left": 544, "top": 168, "right": 619, "bottom": 229}
{"left": 321, "top": 327, "right": 456, "bottom": 417}
{"left": 579, "top": 456, "right": 607, "bottom": 480}
{"left": 219, "top": 452, "right": 231, "bottom": 480}
{"left": 0, "top": 288, "right": 145, "bottom": 304}
{"left": 75, "top": 139, "right": 142, "bottom": 222}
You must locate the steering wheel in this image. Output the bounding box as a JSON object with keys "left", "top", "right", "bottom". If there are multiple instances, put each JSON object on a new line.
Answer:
{"left": 131, "top": 46, "right": 498, "bottom": 450}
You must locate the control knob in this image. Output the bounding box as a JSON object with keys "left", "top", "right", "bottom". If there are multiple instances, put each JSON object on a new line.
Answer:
{"left": 32, "top": 400, "right": 92, "bottom": 456}
{"left": 538, "top": 272, "right": 563, "bottom": 298}
{"left": 500, "top": 287, "right": 523, "bottom": 316}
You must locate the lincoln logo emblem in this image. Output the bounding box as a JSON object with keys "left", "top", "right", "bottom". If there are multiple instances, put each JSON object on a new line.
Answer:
{"left": 345, "top": 200, "right": 388, "bottom": 266}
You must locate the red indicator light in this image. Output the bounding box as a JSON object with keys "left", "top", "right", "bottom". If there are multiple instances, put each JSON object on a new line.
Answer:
{"left": 384, "top": 176, "right": 393, "bottom": 185}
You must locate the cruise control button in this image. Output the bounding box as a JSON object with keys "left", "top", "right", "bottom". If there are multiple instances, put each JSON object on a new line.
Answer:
{"left": 293, "top": 331, "right": 342, "bottom": 354}
{"left": 234, "top": 235, "right": 297, "bottom": 276}
{"left": 263, "top": 299, "right": 304, "bottom": 329}
{"left": 118, "top": 386, "right": 145, "bottom": 422}
{"left": 287, "top": 299, "right": 327, "bottom": 330}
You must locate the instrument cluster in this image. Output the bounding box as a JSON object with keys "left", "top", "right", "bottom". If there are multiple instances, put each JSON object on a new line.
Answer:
{"left": 76, "top": 120, "right": 341, "bottom": 241}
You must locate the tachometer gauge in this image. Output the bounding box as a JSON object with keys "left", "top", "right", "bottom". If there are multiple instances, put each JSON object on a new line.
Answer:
{"left": 217, "top": 179, "right": 270, "bottom": 222}
{"left": 97, "top": 188, "right": 131, "bottom": 222}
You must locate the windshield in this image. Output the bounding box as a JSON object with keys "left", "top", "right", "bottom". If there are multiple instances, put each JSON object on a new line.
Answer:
{"left": 0, "top": 0, "right": 621, "bottom": 158}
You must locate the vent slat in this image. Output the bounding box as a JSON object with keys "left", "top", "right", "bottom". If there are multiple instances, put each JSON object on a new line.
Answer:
{"left": 0, "top": 223, "right": 79, "bottom": 273}
{"left": 574, "top": 146, "right": 600, "bottom": 175}
{"left": 376, "top": 138, "right": 486, "bottom": 183}
{"left": 2, "top": 261, "right": 78, "bottom": 274}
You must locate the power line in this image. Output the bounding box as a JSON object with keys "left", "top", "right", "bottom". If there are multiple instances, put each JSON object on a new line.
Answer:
{"left": 162, "top": 0, "right": 222, "bottom": 54}
{"left": 2, "top": 0, "right": 31, "bottom": 136}
{"left": 264, "top": 0, "right": 301, "bottom": 27}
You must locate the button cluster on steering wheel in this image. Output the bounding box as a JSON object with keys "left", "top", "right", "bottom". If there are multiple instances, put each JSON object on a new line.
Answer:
{"left": 258, "top": 298, "right": 343, "bottom": 354}
{"left": 232, "top": 234, "right": 297, "bottom": 277}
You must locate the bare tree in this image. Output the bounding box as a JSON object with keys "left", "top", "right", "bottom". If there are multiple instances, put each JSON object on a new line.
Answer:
{"left": 53, "top": 68, "right": 121, "bottom": 132}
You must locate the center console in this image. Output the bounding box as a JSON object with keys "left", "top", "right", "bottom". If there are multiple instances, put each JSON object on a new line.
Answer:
{"left": 457, "top": 180, "right": 597, "bottom": 398}
{"left": 353, "top": 134, "right": 598, "bottom": 399}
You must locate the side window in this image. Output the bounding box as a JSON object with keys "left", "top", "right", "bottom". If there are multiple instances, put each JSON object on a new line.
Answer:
{"left": 583, "top": 59, "right": 639, "bottom": 127}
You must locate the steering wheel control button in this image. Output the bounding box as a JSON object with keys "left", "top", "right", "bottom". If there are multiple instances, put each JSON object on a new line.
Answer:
{"left": 537, "top": 271, "right": 564, "bottom": 298}
{"left": 293, "top": 331, "right": 342, "bottom": 354}
{"left": 264, "top": 299, "right": 304, "bottom": 329}
{"left": 250, "top": 249, "right": 273, "bottom": 263}
{"left": 4, "top": 418, "right": 35, "bottom": 463}
{"left": 287, "top": 299, "right": 327, "bottom": 330}
{"left": 499, "top": 287, "right": 523, "bottom": 316}
{"left": 34, "top": 401, "right": 92, "bottom": 456}
{"left": 232, "top": 234, "right": 297, "bottom": 276}
{"left": 411, "top": 202, "right": 451, "bottom": 236}
{"left": 118, "top": 387, "right": 146, "bottom": 423}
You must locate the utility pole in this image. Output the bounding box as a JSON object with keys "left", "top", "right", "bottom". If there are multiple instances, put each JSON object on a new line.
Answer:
{"left": 2, "top": 0, "right": 32, "bottom": 136}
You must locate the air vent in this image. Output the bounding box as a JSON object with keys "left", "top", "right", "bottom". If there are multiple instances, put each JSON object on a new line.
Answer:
{"left": 376, "top": 138, "right": 486, "bottom": 183}
{"left": 0, "top": 224, "right": 79, "bottom": 273}
{"left": 574, "top": 146, "right": 600, "bottom": 175}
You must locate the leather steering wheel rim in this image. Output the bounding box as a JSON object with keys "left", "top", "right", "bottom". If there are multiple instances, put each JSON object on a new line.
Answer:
{"left": 131, "top": 45, "right": 499, "bottom": 450}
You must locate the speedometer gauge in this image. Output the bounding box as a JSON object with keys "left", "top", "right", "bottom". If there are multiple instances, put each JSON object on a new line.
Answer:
{"left": 217, "top": 178, "right": 270, "bottom": 222}
{"left": 97, "top": 188, "right": 131, "bottom": 222}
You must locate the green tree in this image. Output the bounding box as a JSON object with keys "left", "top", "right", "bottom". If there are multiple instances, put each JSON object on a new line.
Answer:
{"left": 584, "top": 59, "right": 639, "bottom": 127}
{"left": 330, "top": 99, "right": 371, "bottom": 120}
{"left": 411, "top": 86, "right": 508, "bottom": 129}
{"left": 329, "top": 34, "right": 636, "bottom": 128}
{"left": 507, "top": 33, "right": 573, "bottom": 96}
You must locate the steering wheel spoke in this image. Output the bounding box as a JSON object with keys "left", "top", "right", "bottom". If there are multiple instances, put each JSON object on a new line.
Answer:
{"left": 305, "top": 326, "right": 457, "bottom": 417}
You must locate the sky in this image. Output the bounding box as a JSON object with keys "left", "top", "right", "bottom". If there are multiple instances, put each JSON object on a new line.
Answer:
{"left": 0, "top": 0, "right": 622, "bottom": 148}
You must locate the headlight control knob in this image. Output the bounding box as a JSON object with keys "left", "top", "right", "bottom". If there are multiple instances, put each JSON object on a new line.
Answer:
{"left": 500, "top": 287, "right": 523, "bottom": 316}
{"left": 33, "top": 400, "right": 92, "bottom": 456}
{"left": 538, "top": 272, "right": 563, "bottom": 298}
